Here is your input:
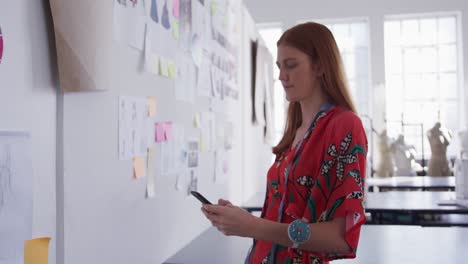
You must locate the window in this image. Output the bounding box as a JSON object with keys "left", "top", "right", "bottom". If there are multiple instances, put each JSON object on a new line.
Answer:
{"left": 320, "top": 19, "right": 372, "bottom": 118}
{"left": 384, "top": 13, "right": 463, "bottom": 158}
{"left": 257, "top": 23, "right": 286, "bottom": 148}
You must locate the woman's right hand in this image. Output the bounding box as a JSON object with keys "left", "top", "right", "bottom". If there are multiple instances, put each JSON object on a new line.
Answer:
{"left": 217, "top": 199, "right": 232, "bottom": 206}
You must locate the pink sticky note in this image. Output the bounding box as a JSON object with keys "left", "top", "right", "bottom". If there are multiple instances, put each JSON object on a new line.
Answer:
{"left": 155, "top": 123, "right": 166, "bottom": 143}
{"left": 173, "top": 0, "right": 180, "bottom": 19}
{"left": 164, "top": 121, "right": 173, "bottom": 141}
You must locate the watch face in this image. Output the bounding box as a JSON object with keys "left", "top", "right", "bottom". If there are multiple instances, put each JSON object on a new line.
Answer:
{"left": 289, "top": 219, "right": 311, "bottom": 243}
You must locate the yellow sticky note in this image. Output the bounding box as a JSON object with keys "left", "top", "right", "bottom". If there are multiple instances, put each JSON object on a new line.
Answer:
{"left": 200, "top": 136, "right": 206, "bottom": 152}
{"left": 24, "top": 237, "right": 51, "bottom": 264}
{"left": 147, "top": 97, "right": 157, "bottom": 117}
{"left": 172, "top": 21, "right": 180, "bottom": 40}
{"left": 133, "top": 156, "right": 146, "bottom": 179}
{"left": 193, "top": 113, "right": 200, "bottom": 128}
{"left": 211, "top": 1, "right": 217, "bottom": 16}
{"left": 168, "top": 61, "right": 176, "bottom": 79}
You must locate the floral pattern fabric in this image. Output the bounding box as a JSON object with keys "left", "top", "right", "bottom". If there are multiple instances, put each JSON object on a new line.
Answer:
{"left": 247, "top": 106, "right": 368, "bottom": 264}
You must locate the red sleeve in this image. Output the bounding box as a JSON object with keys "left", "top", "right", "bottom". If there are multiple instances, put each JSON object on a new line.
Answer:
{"left": 305, "top": 111, "right": 368, "bottom": 261}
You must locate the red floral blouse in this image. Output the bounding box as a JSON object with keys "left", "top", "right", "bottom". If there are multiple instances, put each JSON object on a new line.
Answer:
{"left": 247, "top": 105, "right": 368, "bottom": 264}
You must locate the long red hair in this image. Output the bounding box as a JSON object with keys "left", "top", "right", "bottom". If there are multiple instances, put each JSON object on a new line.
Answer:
{"left": 273, "top": 22, "right": 357, "bottom": 155}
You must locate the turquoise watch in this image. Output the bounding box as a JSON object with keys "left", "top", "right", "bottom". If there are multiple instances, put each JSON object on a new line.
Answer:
{"left": 287, "top": 218, "right": 311, "bottom": 248}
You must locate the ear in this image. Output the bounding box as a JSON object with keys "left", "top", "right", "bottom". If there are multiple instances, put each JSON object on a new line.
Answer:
{"left": 311, "top": 62, "right": 324, "bottom": 77}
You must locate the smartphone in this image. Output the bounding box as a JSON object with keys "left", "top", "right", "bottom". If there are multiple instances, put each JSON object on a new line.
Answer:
{"left": 190, "top": 191, "right": 212, "bottom": 205}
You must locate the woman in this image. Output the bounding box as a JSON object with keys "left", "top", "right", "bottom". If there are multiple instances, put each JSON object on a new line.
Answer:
{"left": 202, "top": 22, "right": 368, "bottom": 264}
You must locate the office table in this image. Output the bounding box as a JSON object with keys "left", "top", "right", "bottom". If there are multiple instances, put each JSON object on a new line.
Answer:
{"left": 243, "top": 191, "right": 468, "bottom": 226}
{"left": 365, "top": 191, "right": 468, "bottom": 226}
{"left": 366, "top": 176, "right": 455, "bottom": 191}
{"left": 164, "top": 225, "right": 468, "bottom": 264}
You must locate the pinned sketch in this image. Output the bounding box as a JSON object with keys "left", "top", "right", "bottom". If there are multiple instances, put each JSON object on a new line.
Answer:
{"left": 201, "top": 112, "right": 216, "bottom": 152}
{"left": 146, "top": 147, "right": 156, "bottom": 198}
{"left": 0, "top": 131, "right": 33, "bottom": 264}
{"left": 178, "top": 0, "right": 192, "bottom": 50}
{"left": 197, "top": 59, "right": 212, "bottom": 97}
{"left": 113, "top": 0, "right": 147, "bottom": 51}
{"left": 187, "top": 139, "right": 199, "bottom": 168}
{"left": 191, "top": 0, "right": 211, "bottom": 50}
{"left": 0, "top": 26, "right": 3, "bottom": 64}
{"left": 214, "top": 148, "right": 228, "bottom": 184}
{"left": 175, "top": 51, "right": 196, "bottom": 103}
{"left": 118, "top": 96, "right": 150, "bottom": 160}
{"left": 224, "top": 121, "right": 234, "bottom": 150}
{"left": 160, "top": 123, "right": 186, "bottom": 176}
{"left": 0, "top": 145, "right": 11, "bottom": 212}
{"left": 186, "top": 169, "right": 198, "bottom": 196}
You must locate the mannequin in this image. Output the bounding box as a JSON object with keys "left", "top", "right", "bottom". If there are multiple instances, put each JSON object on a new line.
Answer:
{"left": 390, "top": 135, "right": 419, "bottom": 176}
{"left": 427, "top": 122, "right": 452, "bottom": 176}
{"left": 376, "top": 130, "right": 395, "bottom": 177}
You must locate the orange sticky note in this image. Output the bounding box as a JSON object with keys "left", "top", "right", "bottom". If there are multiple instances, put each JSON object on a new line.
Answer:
{"left": 24, "top": 237, "right": 51, "bottom": 264}
{"left": 147, "top": 97, "right": 157, "bottom": 117}
{"left": 133, "top": 156, "right": 146, "bottom": 179}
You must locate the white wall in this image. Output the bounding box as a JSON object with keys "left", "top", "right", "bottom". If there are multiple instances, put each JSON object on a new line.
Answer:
{"left": 245, "top": 0, "right": 468, "bottom": 133}
{"left": 0, "top": 0, "right": 57, "bottom": 263}
{"left": 241, "top": 8, "right": 274, "bottom": 204}
{"left": 56, "top": 2, "right": 272, "bottom": 264}
{"left": 0, "top": 1, "right": 273, "bottom": 263}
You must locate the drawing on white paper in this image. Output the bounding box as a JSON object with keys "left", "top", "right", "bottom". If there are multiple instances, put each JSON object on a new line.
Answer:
{"left": 187, "top": 139, "right": 199, "bottom": 168}
{"left": 119, "top": 96, "right": 149, "bottom": 160}
{"left": 186, "top": 169, "right": 198, "bottom": 196}
{"left": 0, "top": 132, "right": 33, "bottom": 263}
{"left": 0, "top": 145, "right": 11, "bottom": 212}
{"left": 113, "top": 0, "right": 146, "bottom": 50}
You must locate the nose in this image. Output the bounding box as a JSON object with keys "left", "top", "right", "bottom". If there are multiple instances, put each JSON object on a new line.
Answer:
{"left": 278, "top": 68, "right": 288, "bottom": 82}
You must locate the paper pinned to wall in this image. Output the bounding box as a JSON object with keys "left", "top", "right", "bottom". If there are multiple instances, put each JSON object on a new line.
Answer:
{"left": 49, "top": 0, "right": 113, "bottom": 91}
{"left": 0, "top": 131, "right": 33, "bottom": 263}
{"left": 214, "top": 148, "right": 227, "bottom": 184}
{"left": 175, "top": 51, "right": 196, "bottom": 103}
{"left": 191, "top": 0, "right": 211, "bottom": 59}
{"left": 160, "top": 123, "right": 185, "bottom": 176}
{"left": 186, "top": 169, "right": 198, "bottom": 196}
{"left": 0, "top": 26, "right": 4, "bottom": 64}
{"left": 201, "top": 112, "right": 216, "bottom": 152}
{"left": 178, "top": 0, "right": 192, "bottom": 51}
{"left": 146, "top": 147, "right": 156, "bottom": 198}
{"left": 113, "top": 0, "right": 147, "bottom": 51}
{"left": 118, "top": 96, "right": 150, "bottom": 160}
{"left": 144, "top": 0, "right": 162, "bottom": 75}
{"left": 196, "top": 59, "right": 212, "bottom": 97}
{"left": 187, "top": 138, "right": 199, "bottom": 168}
{"left": 24, "top": 237, "right": 51, "bottom": 264}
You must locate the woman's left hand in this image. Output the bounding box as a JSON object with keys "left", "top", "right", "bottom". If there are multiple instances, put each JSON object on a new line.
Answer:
{"left": 201, "top": 204, "right": 257, "bottom": 237}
